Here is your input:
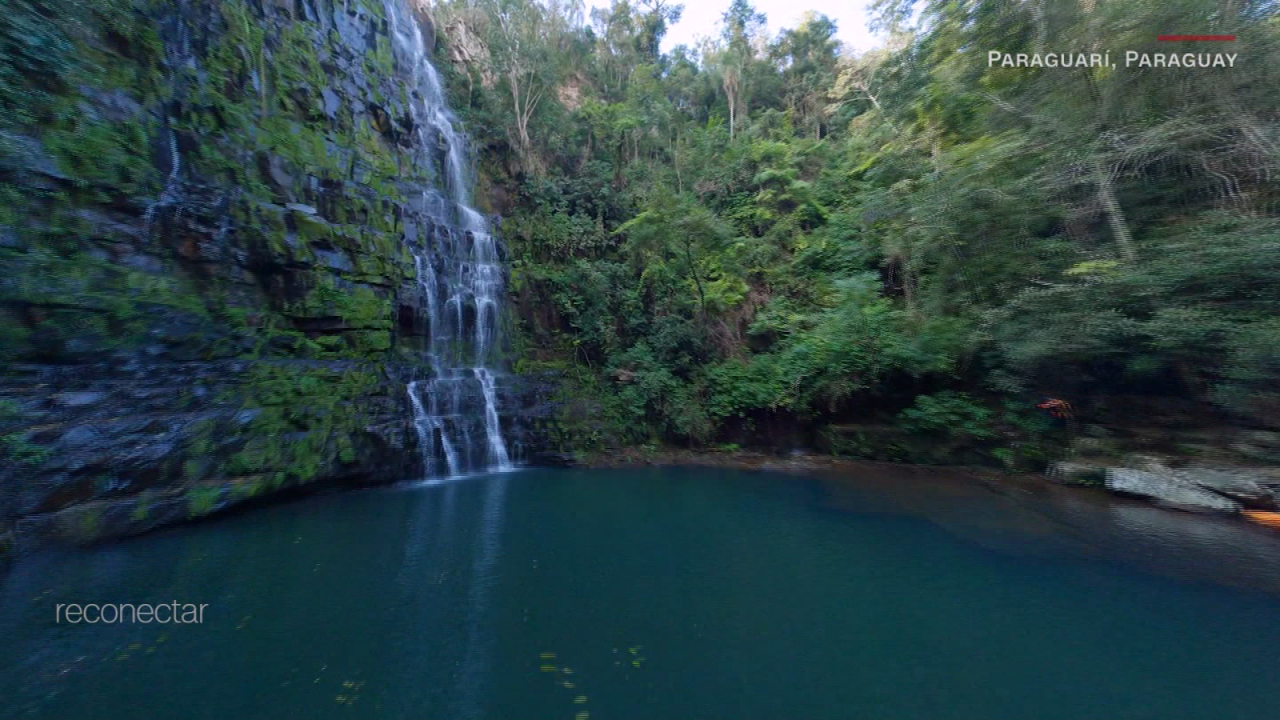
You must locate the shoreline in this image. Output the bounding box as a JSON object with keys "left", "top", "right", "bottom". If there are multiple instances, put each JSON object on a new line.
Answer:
{"left": 569, "top": 446, "right": 1280, "bottom": 531}
{"left": 572, "top": 446, "right": 993, "bottom": 477}
{"left": 5, "top": 447, "right": 1276, "bottom": 571}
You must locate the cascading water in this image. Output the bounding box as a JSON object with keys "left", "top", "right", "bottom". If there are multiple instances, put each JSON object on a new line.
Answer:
{"left": 385, "top": 0, "right": 513, "bottom": 478}
{"left": 144, "top": 9, "right": 192, "bottom": 234}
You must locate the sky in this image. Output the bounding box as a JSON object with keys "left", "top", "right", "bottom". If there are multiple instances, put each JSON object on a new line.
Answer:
{"left": 584, "top": 0, "right": 884, "bottom": 56}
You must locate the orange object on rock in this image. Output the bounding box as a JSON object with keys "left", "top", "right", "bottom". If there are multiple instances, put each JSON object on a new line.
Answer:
{"left": 1242, "top": 511, "right": 1280, "bottom": 530}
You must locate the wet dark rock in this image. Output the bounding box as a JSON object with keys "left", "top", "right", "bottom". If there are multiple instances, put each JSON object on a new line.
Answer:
{"left": 1047, "top": 461, "right": 1107, "bottom": 486}
{"left": 1231, "top": 430, "right": 1280, "bottom": 463}
{"left": 527, "top": 450, "right": 578, "bottom": 468}
{"left": 1, "top": 360, "right": 424, "bottom": 554}
{"left": 321, "top": 87, "right": 342, "bottom": 118}
{"left": 122, "top": 253, "right": 166, "bottom": 273}
{"left": 76, "top": 208, "right": 144, "bottom": 243}
{"left": 80, "top": 87, "right": 143, "bottom": 122}
{"left": 314, "top": 248, "right": 354, "bottom": 272}
{"left": 257, "top": 152, "right": 297, "bottom": 202}
{"left": 57, "top": 425, "right": 102, "bottom": 449}
{"left": 53, "top": 392, "right": 107, "bottom": 408}
{"left": 0, "top": 131, "right": 67, "bottom": 180}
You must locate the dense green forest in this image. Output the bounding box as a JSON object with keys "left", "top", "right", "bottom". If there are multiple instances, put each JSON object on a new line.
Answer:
{"left": 429, "top": 0, "right": 1280, "bottom": 463}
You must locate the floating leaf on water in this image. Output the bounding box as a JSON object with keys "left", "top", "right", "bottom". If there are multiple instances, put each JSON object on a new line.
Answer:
{"left": 575, "top": 712, "right": 589, "bottom": 720}
{"left": 561, "top": 681, "right": 575, "bottom": 689}
{"left": 336, "top": 695, "right": 346, "bottom": 703}
{"left": 540, "top": 652, "right": 556, "bottom": 659}
{"left": 561, "top": 668, "right": 574, "bottom": 674}
{"left": 574, "top": 696, "right": 588, "bottom": 704}
{"left": 540, "top": 665, "right": 557, "bottom": 672}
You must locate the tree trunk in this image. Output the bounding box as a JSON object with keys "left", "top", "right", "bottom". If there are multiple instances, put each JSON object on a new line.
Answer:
{"left": 728, "top": 93, "right": 736, "bottom": 140}
{"left": 684, "top": 241, "right": 707, "bottom": 319}
{"left": 1092, "top": 157, "right": 1138, "bottom": 261}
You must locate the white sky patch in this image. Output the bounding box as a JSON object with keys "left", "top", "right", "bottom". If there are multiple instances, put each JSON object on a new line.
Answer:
{"left": 583, "top": 0, "right": 884, "bottom": 56}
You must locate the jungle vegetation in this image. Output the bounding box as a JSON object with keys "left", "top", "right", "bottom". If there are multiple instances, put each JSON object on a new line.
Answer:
{"left": 430, "top": 0, "right": 1280, "bottom": 460}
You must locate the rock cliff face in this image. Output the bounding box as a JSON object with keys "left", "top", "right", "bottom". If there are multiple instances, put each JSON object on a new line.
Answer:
{"left": 0, "top": 0, "right": 544, "bottom": 560}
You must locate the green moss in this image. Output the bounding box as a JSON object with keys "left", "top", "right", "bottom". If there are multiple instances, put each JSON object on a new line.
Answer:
{"left": 186, "top": 485, "right": 222, "bottom": 518}
{"left": 1, "top": 247, "right": 214, "bottom": 360}
{"left": 262, "top": 115, "right": 343, "bottom": 179}
{"left": 285, "top": 275, "right": 395, "bottom": 359}
{"left": 357, "top": 0, "right": 387, "bottom": 20}
{"left": 58, "top": 504, "right": 105, "bottom": 545}
{"left": 370, "top": 34, "right": 394, "bottom": 78}
{"left": 130, "top": 491, "right": 155, "bottom": 523}
{"left": 294, "top": 212, "right": 334, "bottom": 245}
{"left": 276, "top": 21, "right": 328, "bottom": 108}
{"left": 230, "top": 475, "right": 270, "bottom": 499}
{"left": 353, "top": 330, "right": 392, "bottom": 353}
{"left": 356, "top": 122, "right": 400, "bottom": 181}
{"left": 1, "top": 398, "right": 47, "bottom": 463}
{"left": 91, "top": 1, "right": 165, "bottom": 95}
{"left": 225, "top": 364, "right": 380, "bottom": 481}
{"left": 0, "top": 3, "right": 75, "bottom": 128}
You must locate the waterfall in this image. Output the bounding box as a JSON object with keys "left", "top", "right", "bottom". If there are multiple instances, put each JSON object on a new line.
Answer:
{"left": 386, "top": 0, "right": 513, "bottom": 478}
{"left": 144, "top": 12, "right": 191, "bottom": 234}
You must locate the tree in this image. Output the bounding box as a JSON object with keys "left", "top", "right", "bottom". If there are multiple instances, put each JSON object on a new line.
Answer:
{"left": 772, "top": 13, "right": 839, "bottom": 139}
{"left": 468, "top": 0, "right": 583, "bottom": 170}
{"left": 712, "top": 0, "right": 766, "bottom": 139}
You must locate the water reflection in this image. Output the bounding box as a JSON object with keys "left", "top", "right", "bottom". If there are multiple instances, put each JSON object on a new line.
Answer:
{"left": 455, "top": 474, "right": 508, "bottom": 719}
{"left": 3, "top": 468, "right": 1280, "bottom": 720}
{"left": 811, "top": 463, "right": 1280, "bottom": 595}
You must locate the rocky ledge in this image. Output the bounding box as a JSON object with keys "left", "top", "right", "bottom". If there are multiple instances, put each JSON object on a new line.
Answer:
{"left": 1050, "top": 453, "right": 1280, "bottom": 520}
{"left": 0, "top": 359, "right": 427, "bottom": 560}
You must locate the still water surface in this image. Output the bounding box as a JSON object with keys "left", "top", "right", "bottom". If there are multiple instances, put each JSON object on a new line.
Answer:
{"left": 3, "top": 466, "right": 1280, "bottom": 719}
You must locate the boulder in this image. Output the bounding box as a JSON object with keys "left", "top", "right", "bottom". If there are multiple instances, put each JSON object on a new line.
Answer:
{"left": 1172, "top": 465, "right": 1278, "bottom": 510}
{"left": 1104, "top": 468, "right": 1241, "bottom": 514}
{"left": 1231, "top": 430, "right": 1280, "bottom": 463}
{"left": 1046, "top": 461, "right": 1106, "bottom": 486}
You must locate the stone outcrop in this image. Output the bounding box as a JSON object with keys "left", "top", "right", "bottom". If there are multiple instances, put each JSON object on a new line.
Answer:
{"left": 1104, "top": 468, "right": 1243, "bottom": 514}
{"left": 1092, "top": 455, "right": 1279, "bottom": 515}
{"left": 1, "top": 359, "right": 417, "bottom": 554}
{"left": 1046, "top": 461, "right": 1106, "bottom": 486}
{"left": 1171, "top": 465, "right": 1278, "bottom": 510}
